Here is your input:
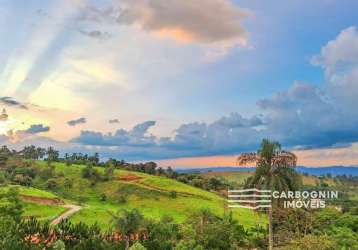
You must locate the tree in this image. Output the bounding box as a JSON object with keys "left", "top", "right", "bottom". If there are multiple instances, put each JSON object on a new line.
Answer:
{"left": 46, "top": 147, "right": 59, "bottom": 163}
{"left": 0, "top": 188, "right": 23, "bottom": 222}
{"left": 0, "top": 217, "right": 26, "bottom": 249}
{"left": 63, "top": 178, "right": 73, "bottom": 189}
{"left": 143, "top": 216, "right": 179, "bottom": 250}
{"left": 0, "top": 151, "right": 8, "bottom": 168}
{"left": 237, "top": 139, "right": 300, "bottom": 250}
{"left": 104, "top": 165, "right": 115, "bottom": 180}
{"left": 111, "top": 209, "right": 145, "bottom": 250}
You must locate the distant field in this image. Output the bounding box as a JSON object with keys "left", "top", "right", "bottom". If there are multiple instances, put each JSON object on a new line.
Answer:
{"left": 30, "top": 161, "right": 265, "bottom": 229}
{"left": 201, "top": 170, "right": 336, "bottom": 187}
{"left": 201, "top": 171, "right": 252, "bottom": 186}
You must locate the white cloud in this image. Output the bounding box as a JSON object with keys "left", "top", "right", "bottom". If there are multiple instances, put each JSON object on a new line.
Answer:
{"left": 311, "top": 26, "right": 358, "bottom": 115}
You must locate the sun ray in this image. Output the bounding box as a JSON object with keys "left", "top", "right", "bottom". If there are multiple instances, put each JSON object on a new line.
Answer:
{"left": 1, "top": 1, "right": 79, "bottom": 97}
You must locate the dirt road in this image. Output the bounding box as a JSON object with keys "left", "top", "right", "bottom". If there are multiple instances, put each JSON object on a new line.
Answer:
{"left": 50, "top": 204, "right": 82, "bottom": 225}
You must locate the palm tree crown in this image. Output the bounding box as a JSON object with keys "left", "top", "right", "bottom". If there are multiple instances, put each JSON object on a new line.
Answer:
{"left": 237, "top": 139, "right": 300, "bottom": 192}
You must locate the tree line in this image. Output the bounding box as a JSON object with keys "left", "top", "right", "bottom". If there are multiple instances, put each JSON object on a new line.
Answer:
{"left": 0, "top": 145, "right": 229, "bottom": 193}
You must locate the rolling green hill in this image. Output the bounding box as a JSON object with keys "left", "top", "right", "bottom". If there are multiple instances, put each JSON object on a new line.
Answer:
{"left": 0, "top": 185, "right": 66, "bottom": 221}
{"left": 2, "top": 161, "right": 266, "bottom": 230}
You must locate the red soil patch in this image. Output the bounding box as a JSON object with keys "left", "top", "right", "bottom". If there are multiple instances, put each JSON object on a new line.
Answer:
{"left": 117, "top": 175, "right": 143, "bottom": 181}
{"left": 20, "top": 195, "right": 64, "bottom": 205}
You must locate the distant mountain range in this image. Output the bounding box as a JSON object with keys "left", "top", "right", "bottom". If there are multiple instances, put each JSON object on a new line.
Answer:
{"left": 176, "top": 166, "right": 358, "bottom": 176}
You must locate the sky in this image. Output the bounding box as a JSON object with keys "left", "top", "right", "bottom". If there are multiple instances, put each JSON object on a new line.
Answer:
{"left": 1, "top": 0, "right": 358, "bottom": 168}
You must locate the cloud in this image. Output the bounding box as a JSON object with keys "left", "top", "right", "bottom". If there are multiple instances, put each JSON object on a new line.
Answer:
{"left": 311, "top": 26, "right": 358, "bottom": 75}
{"left": 257, "top": 82, "right": 358, "bottom": 148}
{"left": 256, "top": 27, "right": 358, "bottom": 149}
{"left": 72, "top": 120, "right": 156, "bottom": 147}
{"left": 78, "top": 29, "right": 112, "bottom": 40}
{"left": 2, "top": 124, "right": 51, "bottom": 144}
{"left": 67, "top": 117, "right": 87, "bottom": 126}
{"left": 311, "top": 26, "right": 358, "bottom": 113}
{"left": 0, "top": 96, "right": 28, "bottom": 109}
{"left": 72, "top": 115, "right": 262, "bottom": 159}
{"left": 79, "top": 0, "right": 248, "bottom": 46}
{"left": 215, "top": 112, "right": 264, "bottom": 128}
{"left": 25, "top": 124, "right": 50, "bottom": 134}
{"left": 0, "top": 109, "right": 8, "bottom": 121}
{"left": 69, "top": 27, "right": 358, "bottom": 160}
{"left": 109, "top": 119, "right": 119, "bottom": 124}
{"left": 5, "top": 26, "right": 358, "bottom": 162}
{"left": 35, "top": 9, "right": 50, "bottom": 18}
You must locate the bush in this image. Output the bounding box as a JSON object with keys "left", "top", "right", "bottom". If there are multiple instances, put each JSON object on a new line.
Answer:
{"left": 38, "top": 166, "right": 54, "bottom": 180}
{"left": 82, "top": 165, "right": 102, "bottom": 181}
{"left": 117, "top": 195, "right": 127, "bottom": 204}
{"left": 129, "top": 242, "right": 147, "bottom": 250}
{"left": 63, "top": 178, "right": 73, "bottom": 189}
{"left": 13, "top": 174, "right": 32, "bottom": 186}
{"left": 46, "top": 178, "right": 58, "bottom": 189}
{"left": 286, "top": 234, "right": 337, "bottom": 250}
{"left": 100, "top": 193, "right": 107, "bottom": 202}
{"left": 104, "top": 166, "right": 115, "bottom": 181}
{"left": 169, "top": 190, "right": 177, "bottom": 198}
{"left": 57, "top": 171, "right": 65, "bottom": 178}
{"left": 0, "top": 172, "right": 5, "bottom": 184}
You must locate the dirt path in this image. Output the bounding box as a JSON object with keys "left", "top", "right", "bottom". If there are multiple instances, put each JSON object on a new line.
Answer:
{"left": 19, "top": 195, "right": 81, "bottom": 226}
{"left": 50, "top": 204, "right": 82, "bottom": 225}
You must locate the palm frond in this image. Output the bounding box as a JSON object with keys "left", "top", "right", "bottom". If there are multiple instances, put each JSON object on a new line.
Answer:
{"left": 237, "top": 153, "right": 259, "bottom": 166}
{"left": 272, "top": 151, "right": 297, "bottom": 167}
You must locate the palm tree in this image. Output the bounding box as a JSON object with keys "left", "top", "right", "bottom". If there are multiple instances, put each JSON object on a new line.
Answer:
{"left": 237, "top": 139, "right": 300, "bottom": 250}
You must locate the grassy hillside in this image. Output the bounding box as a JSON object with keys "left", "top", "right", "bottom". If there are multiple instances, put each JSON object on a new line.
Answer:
{"left": 17, "top": 161, "right": 265, "bottom": 229}
{"left": 0, "top": 185, "right": 66, "bottom": 221}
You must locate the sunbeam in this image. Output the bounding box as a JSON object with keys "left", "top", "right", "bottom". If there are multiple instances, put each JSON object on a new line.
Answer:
{"left": 1, "top": 1, "right": 79, "bottom": 97}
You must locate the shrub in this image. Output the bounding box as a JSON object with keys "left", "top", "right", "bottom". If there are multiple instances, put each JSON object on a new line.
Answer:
{"left": 169, "top": 190, "right": 177, "bottom": 198}
{"left": 82, "top": 165, "right": 102, "bottom": 181}
{"left": 129, "top": 242, "right": 147, "bottom": 250}
{"left": 38, "top": 166, "right": 55, "bottom": 180}
{"left": 287, "top": 234, "right": 337, "bottom": 250}
{"left": 57, "top": 171, "right": 65, "bottom": 178}
{"left": 117, "top": 195, "right": 127, "bottom": 204}
{"left": 100, "top": 193, "right": 107, "bottom": 202}
{"left": 63, "top": 178, "right": 73, "bottom": 189}
{"left": 46, "top": 178, "right": 58, "bottom": 189}
{"left": 0, "top": 172, "right": 5, "bottom": 184}
{"left": 13, "top": 174, "right": 32, "bottom": 186}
